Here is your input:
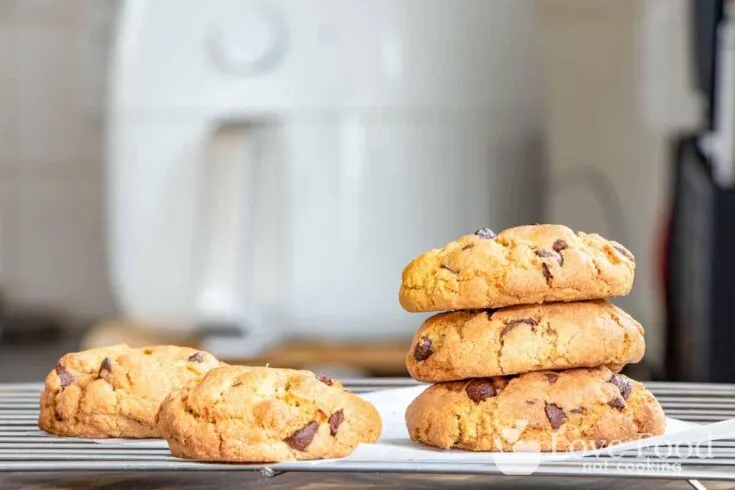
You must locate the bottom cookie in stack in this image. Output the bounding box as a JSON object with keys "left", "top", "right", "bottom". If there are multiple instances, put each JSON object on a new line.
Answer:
{"left": 405, "top": 366, "right": 665, "bottom": 452}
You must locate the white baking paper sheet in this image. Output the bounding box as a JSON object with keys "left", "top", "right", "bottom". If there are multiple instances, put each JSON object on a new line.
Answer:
{"left": 41, "top": 385, "right": 735, "bottom": 467}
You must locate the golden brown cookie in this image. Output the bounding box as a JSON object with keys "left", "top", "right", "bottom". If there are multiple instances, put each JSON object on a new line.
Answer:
{"left": 407, "top": 300, "right": 644, "bottom": 382}
{"left": 38, "top": 344, "right": 221, "bottom": 438}
{"left": 399, "top": 224, "right": 635, "bottom": 312}
{"left": 156, "top": 365, "right": 382, "bottom": 462}
{"left": 405, "top": 366, "right": 665, "bottom": 452}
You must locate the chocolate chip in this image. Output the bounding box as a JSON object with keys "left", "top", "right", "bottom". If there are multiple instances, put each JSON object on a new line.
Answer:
{"left": 544, "top": 373, "right": 559, "bottom": 384}
{"left": 570, "top": 407, "right": 585, "bottom": 414}
{"left": 441, "top": 264, "right": 458, "bottom": 274}
{"left": 501, "top": 317, "right": 538, "bottom": 336}
{"left": 99, "top": 357, "right": 112, "bottom": 376}
{"left": 54, "top": 411, "right": 63, "bottom": 422}
{"left": 614, "top": 244, "right": 633, "bottom": 260}
{"left": 552, "top": 239, "right": 568, "bottom": 265}
{"left": 608, "top": 397, "right": 626, "bottom": 410}
{"left": 545, "top": 403, "right": 567, "bottom": 429}
{"left": 316, "top": 374, "right": 334, "bottom": 386}
{"left": 328, "top": 409, "right": 344, "bottom": 436}
{"left": 542, "top": 263, "right": 553, "bottom": 281}
{"left": 188, "top": 352, "right": 204, "bottom": 363}
{"left": 465, "top": 379, "right": 497, "bottom": 404}
{"left": 55, "top": 364, "right": 74, "bottom": 388}
{"left": 609, "top": 374, "right": 632, "bottom": 400}
{"left": 536, "top": 249, "right": 563, "bottom": 266}
{"left": 553, "top": 239, "right": 568, "bottom": 252}
{"left": 474, "top": 228, "right": 497, "bottom": 240}
{"left": 413, "top": 336, "right": 433, "bottom": 362}
{"left": 284, "top": 421, "right": 319, "bottom": 451}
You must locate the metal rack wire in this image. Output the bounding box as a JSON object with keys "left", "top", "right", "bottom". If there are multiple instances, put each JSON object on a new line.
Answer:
{"left": 1, "top": 380, "right": 734, "bottom": 484}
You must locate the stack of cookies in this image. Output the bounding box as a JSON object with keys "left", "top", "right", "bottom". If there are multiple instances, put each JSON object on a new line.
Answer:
{"left": 399, "top": 224, "right": 665, "bottom": 452}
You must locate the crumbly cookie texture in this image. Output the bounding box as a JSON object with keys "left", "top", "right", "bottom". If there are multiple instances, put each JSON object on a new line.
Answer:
{"left": 399, "top": 224, "right": 635, "bottom": 312}
{"left": 405, "top": 366, "right": 665, "bottom": 452}
{"left": 38, "top": 344, "right": 221, "bottom": 438}
{"left": 156, "top": 365, "right": 382, "bottom": 462}
{"left": 406, "top": 300, "right": 644, "bottom": 382}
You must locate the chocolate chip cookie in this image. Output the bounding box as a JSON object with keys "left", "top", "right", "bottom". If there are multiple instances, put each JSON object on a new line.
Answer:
{"left": 399, "top": 224, "right": 635, "bottom": 312}
{"left": 407, "top": 300, "right": 644, "bottom": 382}
{"left": 405, "top": 366, "right": 665, "bottom": 452}
{"left": 156, "top": 365, "right": 382, "bottom": 462}
{"left": 39, "top": 344, "right": 221, "bottom": 438}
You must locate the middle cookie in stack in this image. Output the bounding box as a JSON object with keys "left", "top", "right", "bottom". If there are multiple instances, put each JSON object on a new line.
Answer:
{"left": 406, "top": 300, "right": 644, "bottom": 383}
{"left": 399, "top": 224, "right": 665, "bottom": 451}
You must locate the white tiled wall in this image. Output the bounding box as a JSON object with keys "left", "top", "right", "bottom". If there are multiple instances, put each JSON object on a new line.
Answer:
{"left": 0, "top": 0, "right": 119, "bottom": 325}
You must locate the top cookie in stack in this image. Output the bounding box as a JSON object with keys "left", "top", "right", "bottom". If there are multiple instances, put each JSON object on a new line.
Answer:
{"left": 399, "top": 224, "right": 634, "bottom": 312}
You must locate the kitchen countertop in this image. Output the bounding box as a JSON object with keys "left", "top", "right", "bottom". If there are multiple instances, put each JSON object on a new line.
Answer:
{"left": 0, "top": 471, "right": 729, "bottom": 489}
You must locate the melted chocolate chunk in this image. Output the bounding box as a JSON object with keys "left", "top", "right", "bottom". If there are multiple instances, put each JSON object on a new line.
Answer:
{"left": 328, "top": 409, "right": 344, "bottom": 436}
{"left": 55, "top": 364, "right": 74, "bottom": 388}
{"left": 544, "top": 373, "right": 559, "bottom": 384}
{"left": 465, "top": 379, "right": 497, "bottom": 404}
{"left": 542, "top": 263, "right": 553, "bottom": 281}
{"left": 608, "top": 397, "right": 626, "bottom": 410}
{"left": 413, "top": 336, "right": 433, "bottom": 362}
{"left": 284, "top": 421, "right": 319, "bottom": 451}
{"left": 552, "top": 239, "right": 568, "bottom": 265}
{"left": 316, "top": 374, "right": 334, "bottom": 387}
{"left": 544, "top": 403, "right": 567, "bottom": 429}
{"left": 98, "top": 357, "right": 112, "bottom": 376}
{"left": 536, "top": 249, "right": 563, "bottom": 266}
{"left": 474, "top": 228, "right": 497, "bottom": 240}
{"left": 188, "top": 352, "right": 204, "bottom": 363}
{"left": 614, "top": 245, "right": 633, "bottom": 260}
{"left": 553, "top": 239, "right": 568, "bottom": 252}
{"left": 570, "top": 407, "right": 585, "bottom": 414}
{"left": 501, "top": 317, "right": 538, "bottom": 337}
{"left": 609, "top": 374, "right": 633, "bottom": 400}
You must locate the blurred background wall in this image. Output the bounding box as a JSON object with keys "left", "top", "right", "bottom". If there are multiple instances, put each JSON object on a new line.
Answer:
{"left": 0, "top": 0, "right": 119, "bottom": 322}
{"left": 0, "top": 0, "right": 725, "bottom": 381}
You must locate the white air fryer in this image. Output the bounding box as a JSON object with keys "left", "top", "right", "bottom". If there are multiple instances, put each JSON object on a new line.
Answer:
{"left": 107, "top": 0, "right": 543, "bottom": 357}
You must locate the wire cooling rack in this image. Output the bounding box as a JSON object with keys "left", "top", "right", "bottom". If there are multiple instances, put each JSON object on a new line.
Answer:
{"left": 1, "top": 379, "right": 734, "bottom": 484}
